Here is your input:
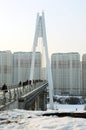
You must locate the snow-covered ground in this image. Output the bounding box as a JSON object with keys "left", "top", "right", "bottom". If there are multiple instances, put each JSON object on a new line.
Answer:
{"left": 53, "top": 102, "right": 84, "bottom": 112}
{"left": 0, "top": 104, "right": 86, "bottom": 130}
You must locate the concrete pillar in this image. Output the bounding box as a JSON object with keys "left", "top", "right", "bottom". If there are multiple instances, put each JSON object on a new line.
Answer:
{"left": 35, "top": 96, "right": 39, "bottom": 110}
{"left": 39, "top": 90, "right": 47, "bottom": 110}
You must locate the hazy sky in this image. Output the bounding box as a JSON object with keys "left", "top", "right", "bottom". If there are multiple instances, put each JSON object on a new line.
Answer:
{"left": 0, "top": 0, "right": 86, "bottom": 57}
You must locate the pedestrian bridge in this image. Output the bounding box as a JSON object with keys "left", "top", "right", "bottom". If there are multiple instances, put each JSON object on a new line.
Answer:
{"left": 0, "top": 80, "right": 48, "bottom": 111}
{"left": 0, "top": 12, "right": 54, "bottom": 111}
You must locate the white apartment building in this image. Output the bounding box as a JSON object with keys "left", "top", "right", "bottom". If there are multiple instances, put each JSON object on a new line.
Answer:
{"left": 13, "top": 52, "right": 42, "bottom": 85}
{"left": 51, "top": 52, "right": 81, "bottom": 96}
{"left": 0, "top": 51, "right": 13, "bottom": 87}
{"left": 82, "top": 54, "right": 86, "bottom": 96}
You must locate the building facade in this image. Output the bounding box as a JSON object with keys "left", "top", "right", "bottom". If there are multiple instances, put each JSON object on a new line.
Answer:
{"left": 82, "top": 54, "right": 86, "bottom": 96}
{"left": 0, "top": 51, "right": 13, "bottom": 87}
{"left": 51, "top": 52, "right": 81, "bottom": 96}
{"left": 13, "top": 52, "right": 42, "bottom": 85}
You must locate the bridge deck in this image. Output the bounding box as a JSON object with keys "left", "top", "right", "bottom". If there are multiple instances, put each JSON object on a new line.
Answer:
{"left": 0, "top": 81, "right": 48, "bottom": 110}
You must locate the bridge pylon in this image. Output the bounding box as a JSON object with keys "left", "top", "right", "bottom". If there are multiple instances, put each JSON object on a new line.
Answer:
{"left": 30, "top": 12, "right": 54, "bottom": 110}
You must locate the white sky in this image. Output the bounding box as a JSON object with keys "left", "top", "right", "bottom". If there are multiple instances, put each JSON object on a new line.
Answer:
{"left": 0, "top": 0, "right": 86, "bottom": 57}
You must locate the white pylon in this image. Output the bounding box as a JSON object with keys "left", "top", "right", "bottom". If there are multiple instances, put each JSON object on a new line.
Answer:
{"left": 30, "top": 12, "right": 54, "bottom": 110}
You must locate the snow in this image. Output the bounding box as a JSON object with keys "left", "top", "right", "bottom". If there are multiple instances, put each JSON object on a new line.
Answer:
{"left": 0, "top": 104, "right": 86, "bottom": 130}
{"left": 54, "top": 102, "right": 84, "bottom": 112}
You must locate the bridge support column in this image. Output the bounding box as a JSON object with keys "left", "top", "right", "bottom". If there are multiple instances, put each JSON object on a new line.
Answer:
{"left": 35, "top": 96, "right": 39, "bottom": 110}
{"left": 34, "top": 90, "right": 47, "bottom": 111}
{"left": 38, "top": 90, "right": 47, "bottom": 111}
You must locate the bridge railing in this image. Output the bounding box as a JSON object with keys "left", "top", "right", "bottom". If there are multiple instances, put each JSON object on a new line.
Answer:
{"left": 0, "top": 80, "right": 47, "bottom": 106}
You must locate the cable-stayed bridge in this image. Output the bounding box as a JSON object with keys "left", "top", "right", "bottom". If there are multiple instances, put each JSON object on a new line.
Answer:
{"left": 0, "top": 12, "right": 54, "bottom": 111}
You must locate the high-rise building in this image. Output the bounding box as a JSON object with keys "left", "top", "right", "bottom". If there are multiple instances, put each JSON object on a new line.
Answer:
{"left": 51, "top": 52, "right": 81, "bottom": 96}
{"left": 13, "top": 52, "right": 42, "bottom": 85}
{"left": 0, "top": 50, "right": 13, "bottom": 87}
{"left": 82, "top": 54, "right": 86, "bottom": 96}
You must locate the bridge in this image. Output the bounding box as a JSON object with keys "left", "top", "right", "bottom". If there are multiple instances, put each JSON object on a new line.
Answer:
{"left": 0, "top": 80, "right": 48, "bottom": 111}
{"left": 0, "top": 12, "right": 54, "bottom": 111}
{"left": 19, "top": 81, "right": 48, "bottom": 110}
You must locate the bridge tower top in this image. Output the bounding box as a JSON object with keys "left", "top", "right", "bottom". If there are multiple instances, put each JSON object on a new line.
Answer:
{"left": 30, "top": 12, "right": 54, "bottom": 109}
